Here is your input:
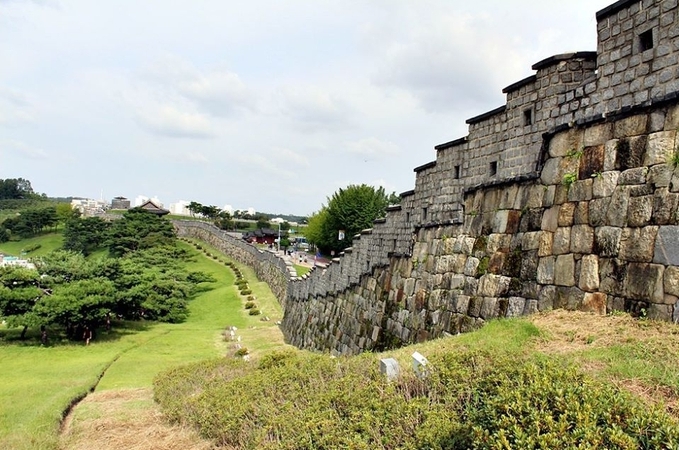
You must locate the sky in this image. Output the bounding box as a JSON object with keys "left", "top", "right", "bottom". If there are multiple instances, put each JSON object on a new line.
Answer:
{"left": 1, "top": 0, "right": 615, "bottom": 216}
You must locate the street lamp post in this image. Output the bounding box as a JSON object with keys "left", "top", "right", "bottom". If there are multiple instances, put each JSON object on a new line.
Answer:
{"left": 277, "top": 223, "right": 281, "bottom": 253}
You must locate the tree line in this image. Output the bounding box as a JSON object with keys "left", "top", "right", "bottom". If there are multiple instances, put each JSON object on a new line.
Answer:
{"left": 0, "top": 208, "right": 214, "bottom": 342}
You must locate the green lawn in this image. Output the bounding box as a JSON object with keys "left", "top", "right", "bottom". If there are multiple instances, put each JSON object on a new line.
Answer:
{"left": 0, "top": 233, "right": 63, "bottom": 257}
{"left": 0, "top": 240, "right": 288, "bottom": 450}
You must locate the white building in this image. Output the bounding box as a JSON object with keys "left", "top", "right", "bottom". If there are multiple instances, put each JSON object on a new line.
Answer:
{"left": 134, "top": 195, "right": 149, "bottom": 207}
{"left": 71, "top": 198, "right": 107, "bottom": 215}
{"left": 0, "top": 255, "right": 36, "bottom": 270}
{"left": 222, "top": 204, "right": 233, "bottom": 215}
{"left": 170, "top": 200, "right": 191, "bottom": 216}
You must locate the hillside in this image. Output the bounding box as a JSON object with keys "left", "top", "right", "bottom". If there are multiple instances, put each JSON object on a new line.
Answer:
{"left": 154, "top": 310, "right": 679, "bottom": 449}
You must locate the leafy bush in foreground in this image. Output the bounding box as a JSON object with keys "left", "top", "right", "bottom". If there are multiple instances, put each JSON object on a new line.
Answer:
{"left": 154, "top": 349, "right": 679, "bottom": 449}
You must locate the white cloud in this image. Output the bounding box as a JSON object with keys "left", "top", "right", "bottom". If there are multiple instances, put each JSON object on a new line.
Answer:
{"left": 276, "top": 85, "right": 355, "bottom": 132}
{"left": 1, "top": 139, "right": 48, "bottom": 159}
{"left": 0, "top": 86, "right": 36, "bottom": 125}
{"left": 135, "top": 105, "right": 215, "bottom": 139}
{"left": 184, "top": 151, "right": 209, "bottom": 163}
{"left": 345, "top": 137, "right": 399, "bottom": 158}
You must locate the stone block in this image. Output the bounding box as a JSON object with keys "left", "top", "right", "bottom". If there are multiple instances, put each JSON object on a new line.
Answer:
{"left": 553, "top": 227, "right": 571, "bottom": 255}
{"left": 571, "top": 225, "right": 594, "bottom": 253}
{"left": 524, "top": 299, "right": 539, "bottom": 315}
{"left": 451, "top": 295, "right": 470, "bottom": 314}
{"left": 550, "top": 128, "right": 582, "bottom": 157}
{"left": 627, "top": 195, "right": 654, "bottom": 227}
{"left": 594, "top": 226, "right": 622, "bottom": 257}
{"left": 648, "top": 164, "right": 673, "bottom": 187}
{"left": 463, "top": 257, "right": 480, "bottom": 277}
{"left": 665, "top": 103, "right": 679, "bottom": 130}
{"left": 665, "top": 266, "right": 679, "bottom": 297}
{"left": 541, "top": 158, "right": 563, "bottom": 185}
{"left": 541, "top": 205, "right": 559, "bottom": 232}
{"left": 614, "top": 114, "right": 648, "bottom": 138}
{"left": 558, "top": 203, "right": 575, "bottom": 226}
{"left": 506, "top": 297, "right": 526, "bottom": 317}
{"left": 568, "top": 179, "right": 593, "bottom": 202}
{"left": 491, "top": 210, "right": 509, "bottom": 233}
{"left": 584, "top": 123, "right": 613, "bottom": 146}
{"left": 554, "top": 254, "right": 575, "bottom": 286}
{"left": 581, "top": 292, "right": 607, "bottom": 315}
{"left": 654, "top": 225, "right": 679, "bottom": 265}
{"left": 479, "top": 297, "right": 498, "bottom": 320}
{"left": 620, "top": 226, "right": 658, "bottom": 262}
{"left": 592, "top": 171, "right": 620, "bottom": 198}
{"left": 574, "top": 202, "right": 589, "bottom": 225}
{"left": 520, "top": 250, "right": 539, "bottom": 281}
{"left": 603, "top": 139, "right": 618, "bottom": 171}
{"left": 615, "top": 135, "right": 647, "bottom": 170}
{"left": 618, "top": 167, "right": 648, "bottom": 185}
{"left": 648, "top": 304, "right": 673, "bottom": 322}
{"left": 588, "top": 198, "right": 610, "bottom": 226}
{"left": 579, "top": 145, "right": 605, "bottom": 180}
{"left": 538, "top": 231, "right": 553, "bottom": 256}
{"left": 606, "top": 188, "right": 630, "bottom": 227}
{"left": 555, "top": 286, "right": 585, "bottom": 310}
{"left": 538, "top": 285, "right": 555, "bottom": 311}
{"left": 623, "top": 263, "right": 665, "bottom": 303}
{"left": 537, "top": 256, "right": 555, "bottom": 284}
{"left": 652, "top": 189, "right": 679, "bottom": 225}
{"left": 543, "top": 185, "right": 556, "bottom": 207}
{"left": 522, "top": 231, "right": 541, "bottom": 251}
{"left": 578, "top": 254, "right": 600, "bottom": 291}
{"left": 645, "top": 131, "right": 676, "bottom": 166}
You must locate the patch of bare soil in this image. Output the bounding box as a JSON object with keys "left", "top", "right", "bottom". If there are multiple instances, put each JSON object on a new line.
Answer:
{"left": 59, "top": 388, "right": 215, "bottom": 450}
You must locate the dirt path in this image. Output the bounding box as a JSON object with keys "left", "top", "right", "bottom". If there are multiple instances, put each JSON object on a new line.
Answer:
{"left": 59, "top": 388, "right": 215, "bottom": 450}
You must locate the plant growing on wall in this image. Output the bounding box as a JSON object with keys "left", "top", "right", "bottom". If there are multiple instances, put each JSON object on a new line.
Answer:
{"left": 562, "top": 172, "right": 577, "bottom": 188}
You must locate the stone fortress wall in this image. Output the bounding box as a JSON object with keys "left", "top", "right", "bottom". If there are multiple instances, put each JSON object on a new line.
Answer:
{"left": 176, "top": 0, "right": 679, "bottom": 355}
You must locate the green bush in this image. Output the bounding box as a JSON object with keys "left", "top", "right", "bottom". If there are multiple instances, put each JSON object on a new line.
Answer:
{"left": 244, "top": 302, "right": 256, "bottom": 309}
{"left": 248, "top": 308, "right": 260, "bottom": 316}
{"left": 154, "top": 350, "right": 679, "bottom": 450}
{"left": 240, "top": 289, "right": 252, "bottom": 296}
{"left": 247, "top": 295, "right": 255, "bottom": 301}
{"left": 234, "top": 348, "right": 249, "bottom": 357}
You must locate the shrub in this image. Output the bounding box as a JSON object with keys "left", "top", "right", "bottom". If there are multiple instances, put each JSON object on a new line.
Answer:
{"left": 244, "top": 302, "right": 256, "bottom": 309}
{"left": 234, "top": 347, "right": 249, "bottom": 357}
{"left": 247, "top": 295, "right": 255, "bottom": 301}
{"left": 248, "top": 308, "right": 260, "bottom": 316}
{"left": 23, "top": 243, "right": 42, "bottom": 253}
{"left": 154, "top": 349, "right": 679, "bottom": 450}
{"left": 240, "top": 289, "right": 252, "bottom": 296}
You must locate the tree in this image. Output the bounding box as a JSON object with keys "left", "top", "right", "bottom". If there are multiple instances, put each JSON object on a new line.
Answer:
{"left": 56, "top": 203, "right": 80, "bottom": 227}
{"left": 62, "top": 217, "right": 109, "bottom": 255}
{"left": 256, "top": 218, "right": 271, "bottom": 229}
{"left": 200, "top": 205, "right": 220, "bottom": 220}
{"left": 214, "top": 210, "right": 234, "bottom": 230}
{"left": 107, "top": 208, "right": 176, "bottom": 256}
{"left": 312, "top": 184, "right": 392, "bottom": 254}
{"left": 0, "top": 266, "right": 45, "bottom": 339}
{"left": 187, "top": 201, "right": 203, "bottom": 217}
{"left": 33, "top": 278, "right": 116, "bottom": 338}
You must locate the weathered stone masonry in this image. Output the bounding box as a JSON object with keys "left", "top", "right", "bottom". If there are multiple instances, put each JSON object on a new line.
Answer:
{"left": 177, "top": 0, "right": 679, "bottom": 355}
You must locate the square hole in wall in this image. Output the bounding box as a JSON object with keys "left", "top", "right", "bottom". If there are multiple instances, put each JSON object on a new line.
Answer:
{"left": 639, "top": 29, "right": 654, "bottom": 52}
{"left": 454, "top": 165, "right": 461, "bottom": 179}
{"left": 523, "top": 108, "right": 534, "bottom": 126}
{"left": 406, "top": 212, "right": 410, "bottom": 223}
{"left": 422, "top": 207, "right": 428, "bottom": 221}
{"left": 489, "top": 161, "right": 498, "bottom": 176}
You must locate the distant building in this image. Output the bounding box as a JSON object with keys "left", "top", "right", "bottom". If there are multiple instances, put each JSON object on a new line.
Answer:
{"left": 111, "top": 196, "right": 130, "bottom": 209}
{"left": 138, "top": 199, "right": 170, "bottom": 216}
{"left": 71, "top": 198, "right": 107, "bottom": 216}
{"left": 242, "top": 228, "right": 278, "bottom": 245}
{"left": 170, "top": 200, "right": 191, "bottom": 216}
{"left": 134, "top": 195, "right": 149, "bottom": 207}
{"left": 0, "top": 255, "right": 36, "bottom": 270}
{"left": 222, "top": 204, "right": 233, "bottom": 215}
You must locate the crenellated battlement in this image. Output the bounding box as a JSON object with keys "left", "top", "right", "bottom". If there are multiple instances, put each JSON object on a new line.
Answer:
{"left": 178, "top": 0, "right": 679, "bottom": 355}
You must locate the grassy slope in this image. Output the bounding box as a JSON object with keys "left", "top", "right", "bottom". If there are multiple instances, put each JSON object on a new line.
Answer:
{"left": 0, "top": 239, "right": 288, "bottom": 450}
{"left": 0, "top": 233, "right": 63, "bottom": 257}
